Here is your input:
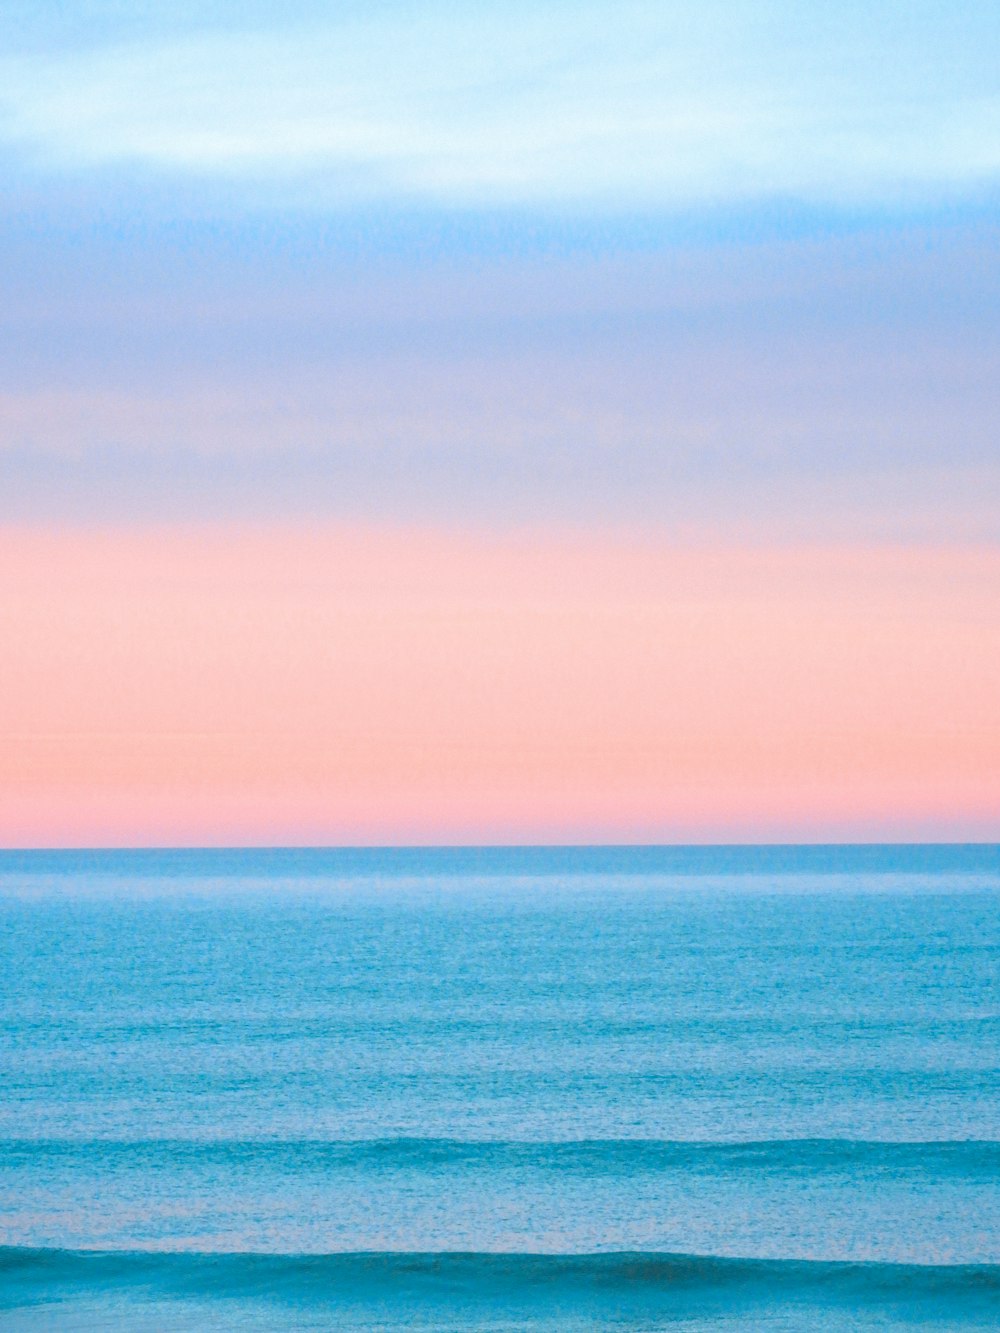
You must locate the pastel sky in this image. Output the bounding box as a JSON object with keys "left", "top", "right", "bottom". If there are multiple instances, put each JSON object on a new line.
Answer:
{"left": 1, "top": 1, "right": 997, "bottom": 845}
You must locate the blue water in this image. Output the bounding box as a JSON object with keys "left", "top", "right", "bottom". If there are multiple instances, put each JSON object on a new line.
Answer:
{"left": 1, "top": 845, "right": 998, "bottom": 1329}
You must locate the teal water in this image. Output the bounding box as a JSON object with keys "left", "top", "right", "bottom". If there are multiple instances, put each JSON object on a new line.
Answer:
{"left": 1, "top": 845, "right": 998, "bottom": 1328}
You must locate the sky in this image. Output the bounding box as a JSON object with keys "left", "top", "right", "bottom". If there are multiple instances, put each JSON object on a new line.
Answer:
{"left": 1, "top": 1, "right": 998, "bottom": 845}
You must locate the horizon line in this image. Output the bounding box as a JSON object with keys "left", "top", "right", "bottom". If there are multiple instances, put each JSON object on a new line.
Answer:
{"left": 2, "top": 843, "right": 997, "bottom": 878}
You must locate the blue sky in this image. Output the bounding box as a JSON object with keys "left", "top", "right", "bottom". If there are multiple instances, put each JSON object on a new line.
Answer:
{"left": 2, "top": 2, "right": 999, "bottom": 846}
{"left": 2, "top": 0, "right": 998, "bottom": 535}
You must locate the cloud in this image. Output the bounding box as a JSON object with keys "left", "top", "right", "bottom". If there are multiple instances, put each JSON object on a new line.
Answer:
{"left": 2, "top": 2, "right": 999, "bottom": 208}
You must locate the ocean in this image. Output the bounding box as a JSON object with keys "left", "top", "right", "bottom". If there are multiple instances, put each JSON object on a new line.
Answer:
{"left": 1, "top": 845, "right": 998, "bottom": 1329}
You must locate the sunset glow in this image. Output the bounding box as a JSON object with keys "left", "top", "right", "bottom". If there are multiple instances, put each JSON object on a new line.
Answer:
{"left": 2, "top": 525, "right": 996, "bottom": 846}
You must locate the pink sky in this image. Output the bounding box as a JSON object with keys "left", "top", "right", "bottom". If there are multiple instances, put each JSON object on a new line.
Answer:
{"left": 1, "top": 525, "right": 997, "bottom": 846}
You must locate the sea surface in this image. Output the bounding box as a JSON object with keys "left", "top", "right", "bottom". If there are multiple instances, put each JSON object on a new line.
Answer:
{"left": 1, "top": 844, "right": 998, "bottom": 1329}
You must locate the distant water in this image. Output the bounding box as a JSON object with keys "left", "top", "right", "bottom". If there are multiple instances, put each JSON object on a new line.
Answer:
{"left": 1, "top": 844, "right": 998, "bottom": 1329}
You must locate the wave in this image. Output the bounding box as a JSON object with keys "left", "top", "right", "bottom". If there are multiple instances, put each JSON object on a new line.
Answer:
{"left": 4, "top": 1136, "right": 999, "bottom": 1175}
{"left": 2, "top": 1247, "right": 998, "bottom": 1318}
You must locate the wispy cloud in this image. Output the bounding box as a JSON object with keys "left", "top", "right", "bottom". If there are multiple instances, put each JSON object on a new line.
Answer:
{"left": 2, "top": 2, "right": 998, "bottom": 208}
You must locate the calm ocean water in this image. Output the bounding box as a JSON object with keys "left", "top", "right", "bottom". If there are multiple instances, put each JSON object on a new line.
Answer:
{"left": 1, "top": 845, "right": 998, "bottom": 1329}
